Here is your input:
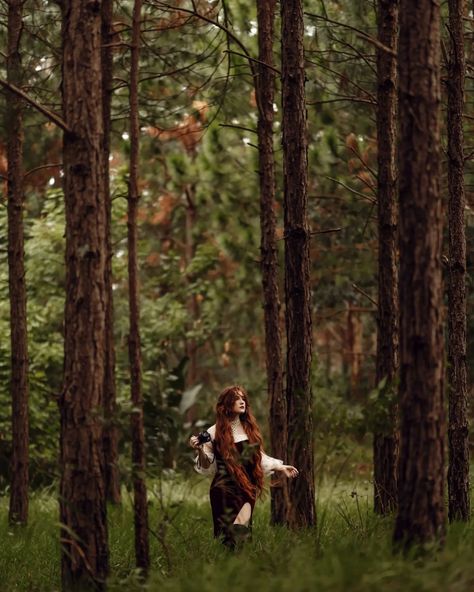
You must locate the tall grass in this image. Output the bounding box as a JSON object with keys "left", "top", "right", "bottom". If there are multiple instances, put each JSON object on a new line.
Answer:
{"left": 1, "top": 475, "right": 474, "bottom": 591}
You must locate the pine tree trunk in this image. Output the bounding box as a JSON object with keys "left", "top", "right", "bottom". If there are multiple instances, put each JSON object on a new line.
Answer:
{"left": 281, "top": 0, "right": 316, "bottom": 529}
{"left": 393, "top": 0, "right": 446, "bottom": 550}
{"left": 102, "top": 0, "right": 122, "bottom": 506}
{"left": 373, "top": 0, "right": 399, "bottom": 516}
{"left": 60, "top": 0, "right": 109, "bottom": 588}
{"left": 447, "top": 0, "right": 469, "bottom": 523}
{"left": 128, "top": 0, "right": 150, "bottom": 573}
{"left": 184, "top": 190, "right": 199, "bottom": 388}
{"left": 256, "top": 0, "right": 287, "bottom": 526}
{"left": 6, "top": 0, "right": 29, "bottom": 526}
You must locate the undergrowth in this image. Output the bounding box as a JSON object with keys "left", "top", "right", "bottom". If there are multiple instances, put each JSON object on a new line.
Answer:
{"left": 1, "top": 475, "right": 474, "bottom": 591}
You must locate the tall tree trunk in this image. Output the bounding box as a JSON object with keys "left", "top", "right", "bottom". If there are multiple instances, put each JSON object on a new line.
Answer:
{"left": 128, "top": 0, "right": 150, "bottom": 574}
{"left": 447, "top": 0, "right": 469, "bottom": 523}
{"left": 393, "top": 0, "right": 446, "bottom": 550}
{"left": 59, "top": 0, "right": 109, "bottom": 588}
{"left": 184, "top": 187, "right": 199, "bottom": 388}
{"left": 281, "top": 0, "right": 315, "bottom": 529}
{"left": 6, "top": 0, "right": 29, "bottom": 526}
{"left": 102, "top": 0, "right": 121, "bottom": 505}
{"left": 256, "top": 0, "right": 287, "bottom": 526}
{"left": 373, "top": 0, "right": 399, "bottom": 516}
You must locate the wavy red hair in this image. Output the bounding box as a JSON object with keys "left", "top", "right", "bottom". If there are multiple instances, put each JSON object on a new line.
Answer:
{"left": 214, "top": 385, "right": 264, "bottom": 499}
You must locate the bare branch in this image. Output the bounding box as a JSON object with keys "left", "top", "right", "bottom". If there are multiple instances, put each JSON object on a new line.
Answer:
{"left": 219, "top": 123, "right": 257, "bottom": 134}
{"left": 305, "top": 12, "right": 396, "bottom": 56}
{"left": 0, "top": 79, "right": 70, "bottom": 133}
{"left": 151, "top": 0, "right": 255, "bottom": 74}
{"left": 352, "top": 283, "right": 378, "bottom": 307}
{"left": 307, "top": 96, "right": 376, "bottom": 106}
{"left": 325, "top": 176, "right": 377, "bottom": 204}
{"left": 348, "top": 145, "right": 378, "bottom": 180}
{"left": 25, "top": 163, "right": 63, "bottom": 178}
{"left": 310, "top": 227, "right": 343, "bottom": 235}
{"left": 223, "top": 49, "right": 280, "bottom": 74}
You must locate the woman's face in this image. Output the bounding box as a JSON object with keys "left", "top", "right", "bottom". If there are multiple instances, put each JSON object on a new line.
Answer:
{"left": 232, "top": 392, "right": 246, "bottom": 415}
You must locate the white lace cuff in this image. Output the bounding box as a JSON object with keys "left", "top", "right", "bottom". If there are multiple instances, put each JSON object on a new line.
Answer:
{"left": 261, "top": 452, "right": 284, "bottom": 476}
{"left": 194, "top": 440, "right": 216, "bottom": 476}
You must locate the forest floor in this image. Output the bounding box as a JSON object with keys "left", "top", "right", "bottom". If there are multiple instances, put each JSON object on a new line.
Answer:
{"left": 1, "top": 474, "right": 474, "bottom": 591}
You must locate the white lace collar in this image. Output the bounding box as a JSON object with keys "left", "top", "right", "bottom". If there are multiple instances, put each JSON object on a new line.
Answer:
{"left": 230, "top": 416, "right": 248, "bottom": 443}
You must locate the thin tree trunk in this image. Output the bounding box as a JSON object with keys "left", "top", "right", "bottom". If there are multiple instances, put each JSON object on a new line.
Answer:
{"left": 256, "top": 0, "right": 287, "bottom": 526}
{"left": 59, "top": 0, "right": 109, "bottom": 588}
{"left": 373, "top": 0, "right": 399, "bottom": 516}
{"left": 184, "top": 187, "right": 199, "bottom": 388}
{"left": 281, "top": 0, "right": 316, "bottom": 529}
{"left": 102, "top": 0, "right": 121, "bottom": 505}
{"left": 128, "top": 0, "right": 150, "bottom": 574}
{"left": 447, "top": 0, "right": 469, "bottom": 523}
{"left": 6, "top": 0, "right": 29, "bottom": 526}
{"left": 393, "top": 0, "right": 446, "bottom": 551}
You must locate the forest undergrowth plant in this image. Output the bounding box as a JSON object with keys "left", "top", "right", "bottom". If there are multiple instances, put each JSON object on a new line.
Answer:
{"left": 334, "top": 490, "right": 373, "bottom": 538}
{"left": 2, "top": 482, "right": 474, "bottom": 591}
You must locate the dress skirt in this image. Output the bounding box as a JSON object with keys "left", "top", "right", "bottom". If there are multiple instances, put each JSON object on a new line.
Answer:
{"left": 209, "top": 441, "right": 257, "bottom": 538}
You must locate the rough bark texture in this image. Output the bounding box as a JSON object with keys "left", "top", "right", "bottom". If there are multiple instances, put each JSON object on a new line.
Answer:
{"left": 128, "top": 0, "right": 150, "bottom": 573}
{"left": 256, "top": 0, "right": 287, "bottom": 526}
{"left": 6, "top": 0, "right": 30, "bottom": 526}
{"left": 447, "top": 0, "right": 469, "bottom": 523}
{"left": 373, "top": 0, "right": 399, "bottom": 516}
{"left": 60, "top": 1, "right": 109, "bottom": 588}
{"left": 393, "top": 0, "right": 446, "bottom": 550}
{"left": 281, "top": 0, "right": 316, "bottom": 529}
{"left": 102, "top": 0, "right": 122, "bottom": 505}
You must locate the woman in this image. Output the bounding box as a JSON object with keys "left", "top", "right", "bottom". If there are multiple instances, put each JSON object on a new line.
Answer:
{"left": 189, "top": 385, "right": 298, "bottom": 549}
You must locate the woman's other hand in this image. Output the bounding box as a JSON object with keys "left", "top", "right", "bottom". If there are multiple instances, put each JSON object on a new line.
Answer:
{"left": 280, "top": 465, "right": 299, "bottom": 479}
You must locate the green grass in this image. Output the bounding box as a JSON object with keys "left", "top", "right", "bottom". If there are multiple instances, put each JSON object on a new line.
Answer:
{"left": 1, "top": 475, "right": 474, "bottom": 591}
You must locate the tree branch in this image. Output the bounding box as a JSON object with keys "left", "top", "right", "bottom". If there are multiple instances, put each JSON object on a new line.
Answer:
{"left": 0, "top": 79, "right": 70, "bottom": 133}
{"left": 304, "top": 12, "right": 396, "bottom": 57}
{"left": 151, "top": 1, "right": 255, "bottom": 75}
{"left": 25, "top": 163, "right": 63, "bottom": 178}
{"left": 223, "top": 49, "right": 280, "bottom": 74}
{"left": 310, "top": 227, "right": 343, "bottom": 235}
{"left": 325, "top": 176, "right": 377, "bottom": 204}
{"left": 352, "top": 282, "right": 378, "bottom": 307}
{"left": 219, "top": 123, "right": 257, "bottom": 134}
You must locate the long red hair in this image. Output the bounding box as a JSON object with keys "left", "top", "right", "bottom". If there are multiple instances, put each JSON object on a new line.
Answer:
{"left": 214, "top": 385, "right": 264, "bottom": 499}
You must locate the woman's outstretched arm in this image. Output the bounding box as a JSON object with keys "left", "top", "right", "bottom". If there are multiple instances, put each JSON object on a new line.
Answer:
{"left": 261, "top": 451, "right": 299, "bottom": 478}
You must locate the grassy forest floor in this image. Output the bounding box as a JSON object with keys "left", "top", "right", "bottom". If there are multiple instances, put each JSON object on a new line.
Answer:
{"left": 1, "top": 473, "right": 474, "bottom": 592}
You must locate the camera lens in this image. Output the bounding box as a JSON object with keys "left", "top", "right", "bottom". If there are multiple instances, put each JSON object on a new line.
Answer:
{"left": 197, "top": 430, "right": 211, "bottom": 445}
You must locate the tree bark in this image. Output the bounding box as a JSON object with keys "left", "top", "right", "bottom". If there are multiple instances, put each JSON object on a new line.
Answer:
{"left": 281, "top": 0, "right": 316, "bottom": 529}
{"left": 102, "top": 0, "right": 121, "bottom": 506}
{"left": 256, "top": 0, "right": 287, "bottom": 526}
{"left": 184, "top": 187, "right": 199, "bottom": 389}
{"left": 373, "top": 0, "right": 399, "bottom": 516}
{"left": 6, "top": 0, "right": 30, "bottom": 526}
{"left": 128, "top": 0, "right": 150, "bottom": 574}
{"left": 393, "top": 0, "right": 446, "bottom": 550}
{"left": 447, "top": 0, "right": 469, "bottom": 523}
{"left": 59, "top": 0, "right": 109, "bottom": 588}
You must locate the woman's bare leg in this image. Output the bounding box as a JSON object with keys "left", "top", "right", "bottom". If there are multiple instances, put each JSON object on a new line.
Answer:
{"left": 233, "top": 502, "right": 252, "bottom": 526}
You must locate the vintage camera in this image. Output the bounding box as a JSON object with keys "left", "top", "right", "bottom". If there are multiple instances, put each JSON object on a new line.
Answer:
{"left": 196, "top": 430, "right": 211, "bottom": 446}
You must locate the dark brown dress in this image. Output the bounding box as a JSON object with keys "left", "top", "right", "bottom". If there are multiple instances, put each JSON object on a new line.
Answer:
{"left": 210, "top": 440, "right": 258, "bottom": 539}
{"left": 194, "top": 423, "right": 283, "bottom": 547}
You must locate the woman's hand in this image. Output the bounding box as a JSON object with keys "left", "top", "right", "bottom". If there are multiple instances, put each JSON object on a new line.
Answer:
{"left": 279, "top": 465, "right": 299, "bottom": 479}
{"left": 189, "top": 435, "right": 201, "bottom": 449}
{"left": 190, "top": 435, "right": 211, "bottom": 469}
